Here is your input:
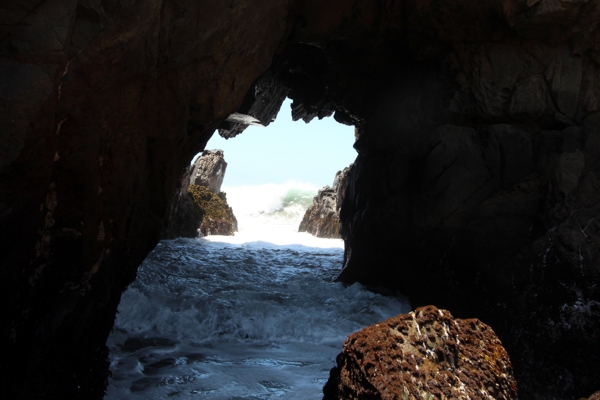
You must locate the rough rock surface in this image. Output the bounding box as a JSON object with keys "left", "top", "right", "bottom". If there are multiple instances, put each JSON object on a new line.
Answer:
{"left": 323, "top": 306, "right": 517, "bottom": 400}
{"left": 190, "top": 150, "right": 227, "bottom": 194}
{"left": 189, "top": 185, "right": 237, "bottom": 236}
{"left": 589, "top": 391, "right": 600, "bottom": 400}
{"left": 1, "top": 1, "right": 600, "bottom": 398}
{"left": 163, "top": 150, "right": 235, "bottom": 238}
{"left": 299, "top": 165, "right": 353, "bottom": 238}
{"left": 299, "top": 186, "right": 338, "bottom": 237}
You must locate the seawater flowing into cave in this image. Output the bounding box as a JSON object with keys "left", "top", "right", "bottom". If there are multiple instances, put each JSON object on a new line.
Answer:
{"left": 106, "top": 184, "right": 410, "bottom": 399}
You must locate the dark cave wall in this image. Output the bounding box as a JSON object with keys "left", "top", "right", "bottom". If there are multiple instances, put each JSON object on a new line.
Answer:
{"left": 1, "top": 0, "right": 599, "bottom": 399}
{"left": 335, "top": 9, "right": 600, "bottom": 400}
{"left": 279, "top": 1, "right": 600, "bottom": 397}
{"left": 0, "top": 1, "right": 294, "bottom": 397}
{"left": 340, "top": 55, "right": 600, "bottom": 398}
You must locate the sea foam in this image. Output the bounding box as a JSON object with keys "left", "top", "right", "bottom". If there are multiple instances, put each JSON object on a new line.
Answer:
{"left": 210, "top": 182, "right": 342, "bottom": 248}
{"left": 106, "top": 182, "right": 409, "bottom": 399}
{"left": 222, "top": 181, "right": 317, "bottom": 217}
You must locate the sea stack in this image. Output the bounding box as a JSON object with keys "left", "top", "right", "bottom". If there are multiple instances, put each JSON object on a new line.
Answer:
{"left": 299, "top": 164, "right": 353, "bottom": 238}
{"left": 164, "top": 150, "right": 237, "bottom": 238}
{"left": 190, "top": 150, "right": 228, "bottom": 193}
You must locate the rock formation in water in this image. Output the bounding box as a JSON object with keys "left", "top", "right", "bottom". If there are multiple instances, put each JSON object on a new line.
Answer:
{"left": 190, "top": 150, "right": 228, "bottom": 193}
{"left": 299, "top": 186, "right": 338, "bottom": 237}
{"left": 164, "top": 150, "right": 236, "bottom": 238}
{"left": 299, "top": 165, "right": 353, "bottom": 238}
{"left": 190, "top": 184, "right": 237, "bottom": 236}
{"left": 1, "top": 0, "right": 600, "bottom": 398}
{"left": 323, "top": 305, "right": 517, "bottom": 400}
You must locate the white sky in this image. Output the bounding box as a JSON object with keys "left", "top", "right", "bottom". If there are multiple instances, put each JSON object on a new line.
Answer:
{"left": 207, "top": 98, "right": 357, "bottom": 187}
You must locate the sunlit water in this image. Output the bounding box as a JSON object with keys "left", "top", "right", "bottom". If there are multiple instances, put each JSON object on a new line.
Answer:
{"left": 106, "top": 183, "right": 410, "bottom": 399}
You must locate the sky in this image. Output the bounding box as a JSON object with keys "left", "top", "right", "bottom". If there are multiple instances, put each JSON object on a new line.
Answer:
{"left": 205, "top": 98, "right": 357, "bottom": 188}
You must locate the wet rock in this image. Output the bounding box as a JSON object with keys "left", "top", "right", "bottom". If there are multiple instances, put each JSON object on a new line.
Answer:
{"left": 164, "top": 150, "right": 237, "bottom": 238}
{"left": 299, "top": 186, "right": 338, "bottom": 238}
{"left": 299, "top": 165, "right": 353, "bottom": 238}
{"left": 189, "top": 185, "right": 237, "bottom": 236}
{"left": 323, "top": 305, "right": 517, "bottom": 400}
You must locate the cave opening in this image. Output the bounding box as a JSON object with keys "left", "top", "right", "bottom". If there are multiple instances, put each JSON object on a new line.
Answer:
{"left": 205, "top": 97, "right": 355, "bottom": 243}
{"left": 3, "top": 2, "right": 600, "bottom": 399}
{"left": 105, "top": 99, "right": 412, "bottom": 398}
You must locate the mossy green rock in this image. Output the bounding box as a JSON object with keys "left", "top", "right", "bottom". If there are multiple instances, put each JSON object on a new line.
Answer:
{"left": 188, "top": 184, "right": 237, "bottom": 236}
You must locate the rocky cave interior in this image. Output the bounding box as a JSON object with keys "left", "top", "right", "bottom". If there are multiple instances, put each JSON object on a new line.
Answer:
{"left": 1, "top": 1, "right": 600, "bottom": 399}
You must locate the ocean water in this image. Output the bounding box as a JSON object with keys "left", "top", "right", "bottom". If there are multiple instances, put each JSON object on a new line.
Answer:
{"left": 106, "top": 183, "right": 410, "bottom": 399}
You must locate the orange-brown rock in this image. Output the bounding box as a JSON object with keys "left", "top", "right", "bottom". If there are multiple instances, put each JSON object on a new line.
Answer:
{"left": 324, "top": 306, "right": 517, "bottom": 400}
{"left": 589, "top": 391, "right": 600, "bottom": 400}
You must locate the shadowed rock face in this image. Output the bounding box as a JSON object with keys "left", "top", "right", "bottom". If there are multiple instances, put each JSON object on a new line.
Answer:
{"left": 162, "top": 164, "right": 202, "bottom": 240}
{"left": 299, "top": 164, "right": 353, "bottom": 238}
{"left": 299, "top": 186, "right": 340, "bottom": 237}
{"left": 0, "top": 1, "right": 294, "bottom": 397}
{"left": 1, "top": 0, "right": 600, "bottom": 398}
{"left": 323, "top": 306, "right": 517, "bottom": 400}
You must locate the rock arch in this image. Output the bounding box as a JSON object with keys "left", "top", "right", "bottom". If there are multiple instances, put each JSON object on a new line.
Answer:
{"left": 1, "top": 1, "right": 599, "bottom": 398}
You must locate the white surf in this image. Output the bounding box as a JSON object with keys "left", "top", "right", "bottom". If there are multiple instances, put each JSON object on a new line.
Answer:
{"left": 106, "top": 182, "right": 409, "bottom": 399}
